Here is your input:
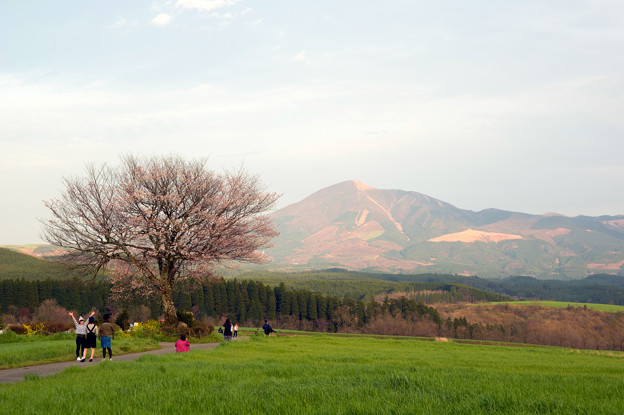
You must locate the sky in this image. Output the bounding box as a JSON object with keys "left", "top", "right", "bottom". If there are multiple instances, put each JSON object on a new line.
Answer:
{"left": 1, "top": 0, "right": 623, "bottom": 244}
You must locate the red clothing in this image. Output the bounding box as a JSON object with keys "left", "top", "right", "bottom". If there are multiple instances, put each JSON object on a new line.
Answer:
{"left": 175, "top": 339, "right": 190, "bottom": 352}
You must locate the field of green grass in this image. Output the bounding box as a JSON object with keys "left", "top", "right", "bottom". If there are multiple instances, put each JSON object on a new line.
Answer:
{"left": 0, "top": 331, "right": 160, "bottom": 369}
{"left": 1, "top": 334, "right": 622, "bottom": 414}
{"left": 485, "top": 301, "right": 624, "bottom": 313}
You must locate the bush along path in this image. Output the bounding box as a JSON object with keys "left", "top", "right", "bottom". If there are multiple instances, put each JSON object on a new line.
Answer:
{"left": 0, "top": 341, "right": 224, "bottom": 384}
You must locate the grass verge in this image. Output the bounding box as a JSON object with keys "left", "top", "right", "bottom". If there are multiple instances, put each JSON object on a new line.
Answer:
{"left": 0, "top": 332, "right": 159, "bottom": 369}
{"left": 0, "top": 333, "right": 622, "bottom": 414}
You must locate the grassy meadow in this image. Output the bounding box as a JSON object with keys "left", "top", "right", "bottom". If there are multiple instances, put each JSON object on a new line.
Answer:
{"left": 485, "top": 301, "right": 624, "bottom": 313}
{"left": 0, "top": 331, "right": 159, "bottom": 369}
{"left": 1, "top": 334, "right": 623, "bottom": 414}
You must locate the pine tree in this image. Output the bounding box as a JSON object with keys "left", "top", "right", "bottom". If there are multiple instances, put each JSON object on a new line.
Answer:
{"left": 203, "top": 284, "right": 215, "bottom": 316}
{"left": 267, "top": 289, "right": 277, "bottom": 320}
{"left": 226, "top": 280, "right": 236, "bottom": 311}
{"left": 290, "top": 291, "right": 299, "bottom": 319}
{"left": 235, "top": 284, "right": 247, "bottom": 323}
{"left": 307, "top": 293, "right": 318, "bottom": 320}
{"left": 274, "top": 283, "right": 285, "bottom": 315}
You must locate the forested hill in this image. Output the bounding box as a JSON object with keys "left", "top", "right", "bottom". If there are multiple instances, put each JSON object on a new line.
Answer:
{"left": 0, "top": 248, "right": 80, "bottom": 280}
{"left": 242, "top": 270, "right": 624, "bottom": 305}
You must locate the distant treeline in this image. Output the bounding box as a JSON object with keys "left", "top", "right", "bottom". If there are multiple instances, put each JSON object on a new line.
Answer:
{"left": 2, "top": 277, "right": 623, "bottom": 351}
{"left": 243, "top": 274, "right": 509, "bottom": 303}
{"left": 0, "top": 278, "right": 442, "bottom": 331}
{"left": 245, "top": 270, "right": 624, "bottom": 305}
{"left": 3, "top": 245, "right": 623, "bottom": 305}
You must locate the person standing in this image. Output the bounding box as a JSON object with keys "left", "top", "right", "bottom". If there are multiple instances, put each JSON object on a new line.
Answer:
{"left": 223, "top": 318, "right": 233, "bottom": 341}
{"left": 233, "top": 323, "right": 238, "bottom": 337}
{"left": 99, "top": 313, "right": 115, "bottom": 360}
{"left": 70, "top": 311, "right": 94, "bottom": 361}
{"left": 83, "top": 316, "right": 98, "bottom": 362}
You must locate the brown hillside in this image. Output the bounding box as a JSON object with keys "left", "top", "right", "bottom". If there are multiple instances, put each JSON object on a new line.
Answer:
{"left": 266, "top": 180, "right": 624, "bottom": 278}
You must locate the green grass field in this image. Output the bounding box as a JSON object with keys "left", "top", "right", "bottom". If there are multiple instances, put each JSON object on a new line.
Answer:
{"left": 485, "top": 301, "right": 624, "bottom": 313}
{"left": 0, "top": 332, "right": 160, "bottom": 369}
{"left": 1, "top": 334, "right": 622, "bottom": 414}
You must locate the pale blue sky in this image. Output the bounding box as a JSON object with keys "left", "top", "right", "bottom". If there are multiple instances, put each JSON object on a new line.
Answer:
{"left": 1, "top": 0, "right": 623, "bottom": 244}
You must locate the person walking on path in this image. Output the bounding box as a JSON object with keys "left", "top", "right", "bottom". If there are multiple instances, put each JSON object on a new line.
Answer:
{"left": 70, "top": 311, "right": 94, "bottom": 361}
{"left": 223, "top": 318, "right": 233, "bottom": 341}
{"left": 99, "top": 313, "right": 115, "bottom": 360}
{"left": 175, "top": 335, "right": 190, "bottom": 352}
{"left": 82, "top": 316, "right": 98, "bottom": 362}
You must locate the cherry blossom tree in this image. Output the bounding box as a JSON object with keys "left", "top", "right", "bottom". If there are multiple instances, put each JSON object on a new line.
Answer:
{"left": 42, "top": 155, "right": 280, "bottom": 327}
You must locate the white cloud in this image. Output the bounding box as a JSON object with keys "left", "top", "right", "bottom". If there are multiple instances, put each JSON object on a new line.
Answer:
{"left": 152, "top": 13, "right": 174, "bottom": 26}
{"left": 241, "top": 8, "right": 253, "bottom": 15}
{"left": 292, "top": 50, "right": 309, "bottom": 64}
{"left": 176, "top": 0, "right": 240, "bottom": 12}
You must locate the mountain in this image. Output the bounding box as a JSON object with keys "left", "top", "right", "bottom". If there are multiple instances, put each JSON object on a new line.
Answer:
{"left": 267, "top": 180, "right": 624, "bottom": 279}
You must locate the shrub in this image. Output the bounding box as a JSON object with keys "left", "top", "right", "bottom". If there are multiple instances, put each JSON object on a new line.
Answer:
{"left": 131, "top": 320, "right": 163, "bottom": 338}
{"left": 42, "top": 321, "right": 70, "bottom": 334}
{"left": 115, "top": 309, "right": 130, "bottom": 331}
{"left": 7, "top": 324, "right": 27, "bottom": 335}
{"left": 0, "top": 330, "right": 19, "bottom": 343}
{"left": 190, "top": 320, "right": 213, "bottom": 337}
{"left": 1, "top": 314, "right": 17, "bottom": 326}
{"left": 36, "top": 299, "right": 69, "bottom": 324}
{"left": 176, "top": 322, "right": 189, "bottom": 335}
{"left": 176, "top": 310, "right": 194, "bottom": 327}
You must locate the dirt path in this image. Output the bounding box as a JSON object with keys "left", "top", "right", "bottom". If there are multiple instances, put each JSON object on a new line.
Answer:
{"left": 0, "top": 342, "right": 222, "bottom": 384}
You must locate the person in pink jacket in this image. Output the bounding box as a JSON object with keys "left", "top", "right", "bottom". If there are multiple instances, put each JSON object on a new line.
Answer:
{"left": 175, "top": 334, "right": 190, "bottom": 352}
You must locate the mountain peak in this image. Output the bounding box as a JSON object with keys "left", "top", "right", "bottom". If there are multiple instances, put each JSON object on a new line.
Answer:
{"left": 329, "top": 180, "right": 375, "bottom": 193}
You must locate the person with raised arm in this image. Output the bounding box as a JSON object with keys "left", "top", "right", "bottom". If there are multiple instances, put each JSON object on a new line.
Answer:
{"left": 69, "top": 310, "right": 95, "bottom": 361}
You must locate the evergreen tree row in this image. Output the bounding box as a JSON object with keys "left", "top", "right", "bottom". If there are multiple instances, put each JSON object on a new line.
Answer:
{"left": 0, "top": 278, "right": 442, "bottom": 330}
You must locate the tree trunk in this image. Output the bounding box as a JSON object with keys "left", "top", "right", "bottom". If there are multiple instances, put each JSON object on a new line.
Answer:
{"left": 161, "top": 278, "right": 178, "bottom": 331}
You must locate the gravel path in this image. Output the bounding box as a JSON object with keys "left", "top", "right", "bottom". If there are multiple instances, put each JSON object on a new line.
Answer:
{"left": 0, "top": 342, "right": 222, "bottom": 384}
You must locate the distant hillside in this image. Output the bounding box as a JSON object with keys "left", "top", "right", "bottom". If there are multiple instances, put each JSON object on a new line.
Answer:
{"left": 243, "top": 269, "right": 624, "bottom": 305}
{"left": 0, "top": 247, "right": 78, "bottom": 280}
{"left": 267, "top": 180, "right": 624, "bottom": 279}
{"left": 1, "top": 244, "right": 66, "bottom": 258}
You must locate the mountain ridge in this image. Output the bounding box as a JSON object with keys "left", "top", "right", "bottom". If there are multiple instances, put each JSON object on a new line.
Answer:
{"left": 267, "top": 180, "right": 624, "bottom": 279}
{"left": 4, "top": 180, "right": 623, "bottom": 280}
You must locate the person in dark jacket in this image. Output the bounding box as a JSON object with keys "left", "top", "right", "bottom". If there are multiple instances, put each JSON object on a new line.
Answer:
{"left": 99, "top": 313, "right": 115, "bottom": 360}
{"left": 262, "top": 320, "right": 274, "bottom": 335}
{"left": 223, "top": 318, "right": 233, "bottom": 341}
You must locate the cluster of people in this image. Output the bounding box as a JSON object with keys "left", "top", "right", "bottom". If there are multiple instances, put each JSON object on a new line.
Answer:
{"left": 218, "top": 319, "right": 238, "bottom": 340}
{"left": 69, "top": 311, "right": 115, "bottom": 362}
